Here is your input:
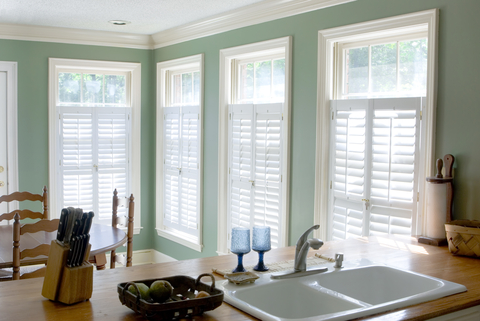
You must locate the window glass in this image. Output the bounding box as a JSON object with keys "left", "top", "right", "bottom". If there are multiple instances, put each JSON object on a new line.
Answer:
{"left": 371, "top": 42, "right": 397, "bottom": 94}
{"left": 59, "top": 72, "right": 81, "bottom": 104}
{"left": 83, "top": 73, "right": 103, "bottom": 104}
{"left": 105, "top": 75, "right": 126, "bottom": 105}
{"left": 399, "top": 39, "right": 428, "bottom": 94}
{"left": 345, "top": 47, "right": 368, "bottom": 95}
{"left": 342, "top": 37, "right": 427, "bottom": 99}
{"left": 171, "top": 71, "right": 200, "bottom": 106}
{"left": 238, "top": 58, "right": 285, "bottom": 104}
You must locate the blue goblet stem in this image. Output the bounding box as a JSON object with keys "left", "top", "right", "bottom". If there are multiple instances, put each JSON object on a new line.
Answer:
{"left": 232, "top": 253, "right": 247, "bottom": 273}
{"left": 253, "top": 250, "right": 269, "bottom": 272}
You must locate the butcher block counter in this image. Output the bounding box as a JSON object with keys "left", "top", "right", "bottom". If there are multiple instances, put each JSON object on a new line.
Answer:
{"left": 1, "top": 236, "right": 479, "bottom": 320}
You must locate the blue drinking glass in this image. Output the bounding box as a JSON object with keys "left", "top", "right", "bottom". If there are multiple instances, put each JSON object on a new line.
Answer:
{"left": 252, "top": 226, "right": 271, "bottom": 271}
{"left": 231, "top": 227, "right": 250, "bottom": 273}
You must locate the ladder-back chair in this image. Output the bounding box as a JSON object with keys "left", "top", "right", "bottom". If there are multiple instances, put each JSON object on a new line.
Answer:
{"left": 12, "top": 213, "right": 59, "bottom": 280}
{"left": 110, "top": 189, "right": 134, "bottom": 268}
{"left": 0, "top": 186, "right": 49, "bottom": 222}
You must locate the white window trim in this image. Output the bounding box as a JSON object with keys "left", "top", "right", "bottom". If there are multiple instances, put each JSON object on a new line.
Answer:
{"left": 155, "top": 54, "right": 204, "bottom": 252}
{"left": 218, "top": 36, "right": 292, "bottom": 255}
{"left": 0, "top": 61, "right": 19, "bottom": 206}
{"left": 48, "top": 58, "right": 142, "bottom": 234}
{"left": 314, "top": 9, "right": 438, "bottom": 240}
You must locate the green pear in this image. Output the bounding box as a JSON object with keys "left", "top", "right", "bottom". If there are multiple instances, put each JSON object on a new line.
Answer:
{"left": 128, "top": 282, "right": 152, "bottom": 301}
{"left": 149, "top": 280, "right": 173, "bottom": 303}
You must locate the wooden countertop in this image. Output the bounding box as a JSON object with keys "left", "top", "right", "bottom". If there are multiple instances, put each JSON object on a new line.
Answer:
{"left": 1, "top": 236, "right": 479, "bottom": 320}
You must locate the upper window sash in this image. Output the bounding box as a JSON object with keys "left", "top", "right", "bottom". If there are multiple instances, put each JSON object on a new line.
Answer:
{"left": 333, "top": 31, "right": 428, "bottom": 99}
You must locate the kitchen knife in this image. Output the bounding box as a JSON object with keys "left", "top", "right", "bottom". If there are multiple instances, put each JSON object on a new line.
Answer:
{"left": 63, "top": 207, "right": 76, "bottom": 244}
{"left": 76, "top": 211, "right": 95, "bottom": 266}
{"left": 56, "top": 208, "right": 68, "bottom": 242}
{"left": 66, "top": 219, "right": 81, "bottom": 267}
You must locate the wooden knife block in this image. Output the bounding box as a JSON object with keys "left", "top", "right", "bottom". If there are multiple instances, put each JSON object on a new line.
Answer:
{"left": 42, "top": 240, "right": 93, "bottom": 305}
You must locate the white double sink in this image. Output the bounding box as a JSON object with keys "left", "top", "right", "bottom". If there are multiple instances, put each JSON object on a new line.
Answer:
{"left": 220, "top": 260, "right": 466, "bottom": 321}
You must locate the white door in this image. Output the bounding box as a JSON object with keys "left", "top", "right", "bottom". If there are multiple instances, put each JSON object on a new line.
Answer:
{"left": 0, "top": 71, "right": 7, "bottom": 205}
{"left": 0, "top": 62, "right": 18, "bottom": 215}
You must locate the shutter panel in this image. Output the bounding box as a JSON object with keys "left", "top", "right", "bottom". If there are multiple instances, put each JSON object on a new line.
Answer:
{"left": 229, "top": 104, "right": 254, "bottom": 230}
{"left": 179, "top": 106, "right": 200, "bottom": 236}
{"left": 253, "top": 103, "right": 283, "bottom": 248}
{"left": 96, "top": 107, "right": 129, "bottom": 222}
{"left": 163, "top": 107, "right": 181, "bottom": 231}
{"left": 59, "top": 107, "right": 94, "bottom": 212}
{"left": 329, "top": 97, "right": 422, "bottom": 240}
{"left": 163, "top": 106, "right": 200, "bottom": 237}
{"left": 330, "top": 100, "right": 368, "bottom": 240}
{"left": 369, "top": 98, "right": 421, "bottom": 236}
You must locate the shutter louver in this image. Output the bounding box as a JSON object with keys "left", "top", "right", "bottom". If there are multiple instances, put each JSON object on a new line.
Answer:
{"left": 60, "top": 108, "right": 94, "bottom": 212}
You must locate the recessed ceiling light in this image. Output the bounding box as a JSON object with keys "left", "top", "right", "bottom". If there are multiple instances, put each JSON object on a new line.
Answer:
{"left": 108, "top": 20, "right": 131, "bottom": 26}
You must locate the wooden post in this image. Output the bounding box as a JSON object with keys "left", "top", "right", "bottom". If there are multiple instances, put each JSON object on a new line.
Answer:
{"left": 127, "top": 194, "right": 134, "bottom": 267}
{"left": 43, "top": 185, "right": 49, "bottom": 219}
{"left": 12, "top": 213, "right": 20, "bottom": 280}
{"left": 110, "top": 189, "right": 118, "bottom": 269}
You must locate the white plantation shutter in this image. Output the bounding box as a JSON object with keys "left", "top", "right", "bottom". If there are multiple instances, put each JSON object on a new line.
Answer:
{"left": 163, "top": 106, "right": 200, "bottom": 238}
{"left": 228, "top": 103, "right": 283, "bottom": 248}
{"left": 369, "top": 98, "right": 420, "bottom": 236}
{"left": 329, "top": 98, "right": 421, "bottom": 240}
{"left": 97, "top": 108, "right": 130, "bottom": 222}
{"left": 58, "top": 106, "right": 130, "bottom": 224}
{"left": 329, "top": 100, "right": 369, "bottom": 240}
{"left": 60, "top": 107, "right": 95, "bottom": 212}
{"left": 229, "top": 104, "right": 253, "bottom": 229}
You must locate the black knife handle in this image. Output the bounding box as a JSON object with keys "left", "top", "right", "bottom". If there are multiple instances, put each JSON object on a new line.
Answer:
{"left": 56, "top": 208, "right": 68, "bottom": 242}
{"left": 66, "top": 236, "right": 77, "bottom": 267}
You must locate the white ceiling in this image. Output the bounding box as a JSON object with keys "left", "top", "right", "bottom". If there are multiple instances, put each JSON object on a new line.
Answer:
{"left": 0, "top": 0, "right": 268, "bottom": 35}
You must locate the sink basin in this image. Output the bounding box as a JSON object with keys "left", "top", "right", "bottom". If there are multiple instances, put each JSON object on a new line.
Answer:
{"left": 221, "top": 260, "right": 467, "bottom": 321}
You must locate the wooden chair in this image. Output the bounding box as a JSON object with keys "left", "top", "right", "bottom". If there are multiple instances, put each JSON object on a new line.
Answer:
{"left": 110, "top": 189, "right": 134, "bottom": 268}
{"left": 12, "top": 213, "right": 59, "bottom": 280}
{"left": 0, "top": 186, "right": 49, "bottom": 222}
{"left": 90, "top": 189, "right": 134, "bottom": 270}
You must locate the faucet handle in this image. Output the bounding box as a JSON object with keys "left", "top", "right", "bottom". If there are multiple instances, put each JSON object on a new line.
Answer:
{"left": 334, "top": 253, "right": 344, "bottom": 268}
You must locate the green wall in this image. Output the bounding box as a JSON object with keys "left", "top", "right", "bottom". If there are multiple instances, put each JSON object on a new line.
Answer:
{"left": 2, "top": 0, "right": 480, "bottom": 261}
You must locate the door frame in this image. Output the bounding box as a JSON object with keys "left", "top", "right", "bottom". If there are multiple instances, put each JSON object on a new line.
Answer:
{"left": 0, "top": 61, "right": 19, "bottom": 205}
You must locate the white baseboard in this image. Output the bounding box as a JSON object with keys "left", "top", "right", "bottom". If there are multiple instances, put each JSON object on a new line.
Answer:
{"left": 107, "top": 249, "right": 177, "bottom": 268}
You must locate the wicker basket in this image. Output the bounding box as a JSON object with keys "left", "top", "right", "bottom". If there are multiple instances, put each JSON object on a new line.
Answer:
{"left": 445, "top": 220, "right": 480, "bottom": 257}
{"left": 117, "top": 273, "right": 223, "bottom": 320}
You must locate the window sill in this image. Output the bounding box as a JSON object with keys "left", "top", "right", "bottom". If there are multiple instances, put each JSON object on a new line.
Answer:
{"left": 156, "top": 228, "right": 203, "bottom": 252}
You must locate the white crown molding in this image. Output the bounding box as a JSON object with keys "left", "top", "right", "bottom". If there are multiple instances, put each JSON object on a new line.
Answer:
{"left": 0, "top": 23, "right": 153, "bottom": 49}
{"left": 0, "top": 0, "right": 355, "bottom": 49}
{"left": 151, "top": 0, "right": 355, "bottom": 49}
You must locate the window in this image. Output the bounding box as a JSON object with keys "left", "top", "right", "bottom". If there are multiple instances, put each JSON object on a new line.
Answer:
{"left": 156, "top": 54, "right": 203, "bottom": 251}
{"left": 315, "top": 10, "right": 438, "bottom": 240}
{"left": 48, "top": 58, "right": 141, "bottom": 230}
{"left": 218, "top": 37, "right": 291, "bottom": 254}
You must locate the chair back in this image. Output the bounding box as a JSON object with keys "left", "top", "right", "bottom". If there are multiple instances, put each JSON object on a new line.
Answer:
{"left": 111, "top": 189, "right": 134, "bottom": 268}
{"left": 12, "top": 213, "right": 59, "bottom": 280}
{"left": 0, "top": 186, "right": 49, "bottom": 222}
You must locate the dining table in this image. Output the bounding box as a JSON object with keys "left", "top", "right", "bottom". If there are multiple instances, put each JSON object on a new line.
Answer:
{"left": 0, "top": 223, "right": 127, "bottom": 270}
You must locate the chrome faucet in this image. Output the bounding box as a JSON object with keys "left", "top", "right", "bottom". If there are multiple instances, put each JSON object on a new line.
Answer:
{"left": 294, "top": 225, "right": 324, "bottom": 272}
{"left": 271, "top": 225, "right": 328, "bottom": 279}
